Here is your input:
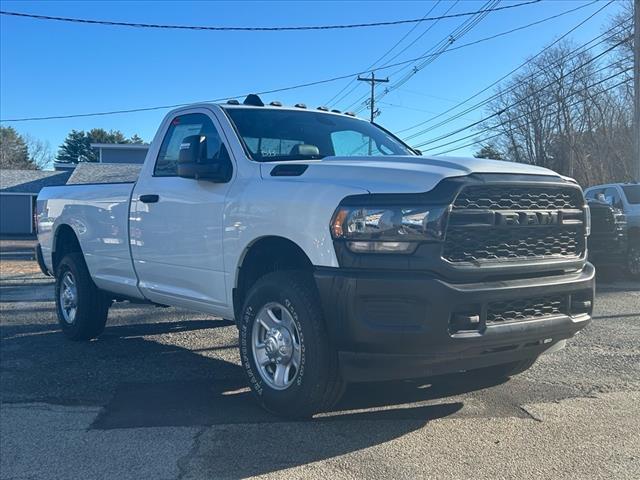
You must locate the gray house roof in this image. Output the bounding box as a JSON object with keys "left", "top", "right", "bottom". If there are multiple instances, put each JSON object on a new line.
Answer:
{"left": 0, "top": 170, "right": 72, "bottom": 194}
{"left": 89, "top": 143, "right": 150, "bottom": 150}
{"left": 66, "top": 163, "right": 142, "bottom": 185}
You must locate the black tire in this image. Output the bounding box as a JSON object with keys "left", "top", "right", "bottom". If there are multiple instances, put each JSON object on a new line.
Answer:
{"left": 239, "top": 270, "right": 344, "bottom": 418}
{"left": 55, "top": 253, "right": 111, "bottom": 341}
{"left": 473, "top": 357, "right": 538, "bottom": 380}
{"left": 627, "top": 244, "right": 640, "bottom": 279}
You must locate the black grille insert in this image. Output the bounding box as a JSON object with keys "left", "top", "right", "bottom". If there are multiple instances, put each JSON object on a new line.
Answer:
{"left": 444, "top": 227, "right": 583, "bottom": 263}
{"left": 444, "top": 184, "right": 585, "bottom": 264}
{"left": 487, "top": 296, "right": 567, "bottom": 324}
{"left": 453, "top": 185, "right": 583, "bottom": 211}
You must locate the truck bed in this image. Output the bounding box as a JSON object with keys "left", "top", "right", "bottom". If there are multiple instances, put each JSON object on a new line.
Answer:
{"left": 37, "top": 182, "right": 142, "bottom": 298}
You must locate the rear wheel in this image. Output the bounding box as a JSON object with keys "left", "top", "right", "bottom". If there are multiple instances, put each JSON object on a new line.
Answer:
{"left": 239, "top": 270, "right": 344, "bottom": 418}
{"left": 55, "top": 253, "right": 111, "bottom": 341}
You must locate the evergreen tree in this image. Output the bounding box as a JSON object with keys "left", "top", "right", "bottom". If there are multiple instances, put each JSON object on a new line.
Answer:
{"left": 57, "top": 130, "right": 93, "bottom": 163}
{"left": 474, "top": 144, "right": 504, "bottom": 160}
{"left": 56, "top": 129, "right": 143, "bottom": 163}
{"left": 0, "top": 126, "right": 36, "bottom": 170}
{"left": 88, "top": 128, "right": 128, "bottom": 144}
{"left": 129, "top": 134, "right": 144, "bottom": 144}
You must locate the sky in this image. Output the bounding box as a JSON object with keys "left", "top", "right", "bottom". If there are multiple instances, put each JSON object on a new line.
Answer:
{"left": 0, "top": 0, "right": 626, "bottom": 168}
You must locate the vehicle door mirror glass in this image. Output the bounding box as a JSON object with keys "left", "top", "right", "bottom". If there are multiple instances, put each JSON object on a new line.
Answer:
{"left": 177, "top": 135, "right": 231, "bottom": 183}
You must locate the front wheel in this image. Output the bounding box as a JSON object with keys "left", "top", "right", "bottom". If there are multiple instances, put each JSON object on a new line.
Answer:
{"left": 239, "top": 271, "right": 344, "bottom": 418}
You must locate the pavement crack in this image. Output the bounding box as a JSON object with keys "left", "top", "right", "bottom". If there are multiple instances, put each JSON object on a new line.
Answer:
{"left": 176, "top": 426, "right": 207, "bottom": 480}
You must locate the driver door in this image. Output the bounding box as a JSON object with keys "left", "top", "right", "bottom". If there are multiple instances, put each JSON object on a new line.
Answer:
{"left": 131, "top": 110, "right": 232, "bottom": 311}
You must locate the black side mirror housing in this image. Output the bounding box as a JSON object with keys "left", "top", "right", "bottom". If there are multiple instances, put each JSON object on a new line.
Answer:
{"left": 177, "top": 135, "right": 232, "bottom": 182}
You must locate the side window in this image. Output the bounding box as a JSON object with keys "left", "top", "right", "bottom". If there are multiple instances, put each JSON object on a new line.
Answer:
{"left": 331, "top": 130, "right": 393, "bottom": 156}
{"left": 585, "top": 189, "right": 600, "bottom": 200}
{"left": 154, "top": 113, "right": 228, "bottom": 177}
{"left": 603, "top": 187, "right": 622, "bottom": 209}
{"left": 586, "top": 188, "right": 606, "bottom": 202}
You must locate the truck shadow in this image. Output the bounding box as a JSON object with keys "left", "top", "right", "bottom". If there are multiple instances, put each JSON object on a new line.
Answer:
{"left": 1, "top": 313, "right": 508, "bottom": 478}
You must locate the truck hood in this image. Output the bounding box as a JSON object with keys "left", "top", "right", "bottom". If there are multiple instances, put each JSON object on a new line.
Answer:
{"left": 262, "top": 155, "right": 564, "bottom": 194}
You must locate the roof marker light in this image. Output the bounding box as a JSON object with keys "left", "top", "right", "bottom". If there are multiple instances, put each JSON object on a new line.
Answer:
{"left": 243, "top": 94, "right": 265, "bottom": 106}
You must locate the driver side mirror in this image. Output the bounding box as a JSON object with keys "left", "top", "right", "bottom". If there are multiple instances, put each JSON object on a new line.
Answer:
{"left": 177, "top": 135, "right": 232, "bottom": 183}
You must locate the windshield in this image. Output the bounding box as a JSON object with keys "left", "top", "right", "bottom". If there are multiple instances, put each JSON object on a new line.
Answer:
{"left": 622, "top": 185, "right": 640, "bottom": 204}
{"left": 224, "top": 107, "right": 412, "bottom": 162}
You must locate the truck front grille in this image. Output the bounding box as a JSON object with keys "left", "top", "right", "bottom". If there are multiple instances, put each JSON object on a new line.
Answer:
{"left": 454, "top": 186, "right": 581, "bottom": 211}
{"left": 443, "top": 184, "right": 586, "bottom": 264}
{"left": 444, "top": 227, "right": 582, "bottom": 263}
{"left": 487, "top": 296, "right": 567, "bottom": 324}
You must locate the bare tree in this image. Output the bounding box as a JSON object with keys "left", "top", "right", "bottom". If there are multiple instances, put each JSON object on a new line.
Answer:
{"left": 478, "top": 25, "right": 634, "bottom": 187}
{"left": 24, "top": 134, "right": 53, "bottom": 170}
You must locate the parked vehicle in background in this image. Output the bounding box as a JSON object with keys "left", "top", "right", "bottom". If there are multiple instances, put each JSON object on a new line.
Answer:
{"left": 586, "top": 197, "right": 628, "bottom": 271}
{"left": 35, "top": 96, "right": 595, "bottom": 418}
{"left": 585, "top": 183, "right": 640, "bottom": 278}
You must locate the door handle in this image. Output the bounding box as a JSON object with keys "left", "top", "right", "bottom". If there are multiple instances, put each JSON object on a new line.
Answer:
{"left": 139, "top": 194, "right": 159, "bottom": 204}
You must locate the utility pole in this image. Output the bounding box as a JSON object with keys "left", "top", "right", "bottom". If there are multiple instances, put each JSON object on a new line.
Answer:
{"left": 357, "top": 72, "right": 389, "bottom": 122}
{"left": 634, "top": 0, "right": 639, "bottom": 182}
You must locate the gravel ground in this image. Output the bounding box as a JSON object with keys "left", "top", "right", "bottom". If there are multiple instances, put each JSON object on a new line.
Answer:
{"left": 1, "top": 256, "right": 639, "bottom": 479}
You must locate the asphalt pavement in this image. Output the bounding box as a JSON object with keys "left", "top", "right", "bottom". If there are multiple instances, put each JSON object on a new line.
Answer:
{"left": 1, "top": 253, "right": 638, "bottom": 479}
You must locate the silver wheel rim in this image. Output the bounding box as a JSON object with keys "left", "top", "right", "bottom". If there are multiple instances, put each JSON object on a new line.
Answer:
{"left": 251, "top": 302, "right": 302, "bottom": 390}
{"left": 59, "top": 271, "right": 78, "bottom": 325}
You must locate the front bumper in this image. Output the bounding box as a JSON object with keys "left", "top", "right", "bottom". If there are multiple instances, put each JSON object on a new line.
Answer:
{"left": 314, "top": 263, "right": 595, "bottom": 382}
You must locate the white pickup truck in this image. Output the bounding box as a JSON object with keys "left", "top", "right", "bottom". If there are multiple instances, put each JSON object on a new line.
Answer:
{"left": 36, "top": 95, "right": 595, "bottom": 418}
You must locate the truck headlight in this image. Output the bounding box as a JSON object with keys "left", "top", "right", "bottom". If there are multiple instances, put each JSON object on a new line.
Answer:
{"left": 330, "top": 205, "right": 449, "bottom": 254}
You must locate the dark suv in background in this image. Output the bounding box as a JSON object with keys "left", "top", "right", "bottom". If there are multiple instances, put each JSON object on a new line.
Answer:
{"left": 585, "top": 183, "right": 640, "bottom": 279}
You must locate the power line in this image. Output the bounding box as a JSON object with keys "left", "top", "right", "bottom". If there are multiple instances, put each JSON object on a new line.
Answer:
{"left": 0, "top": 1, "right": 601, "bottom": 123}
{"left": 433, "top": 72, "right": 631, "bottom": 155}
{"left": 413, "top": 38, "right": 629, "bottom": 148}
{"left": 0, "top": 1, "right": 541, "bottom": 32}
{"left": 345, "top": 0, "right": 597, "bottom": 113}
{"left": 422, "top": 63, "right": 633, "bottom": 152}
{"left": 433, "top": 78, "right": 631, "bottom": 157}
{"left": 405, "top": 19, "right": 630, "bottom": 142}
{"left": 0, "top": 74, "right": 359, "bottom": 122}
{"left": 373, "top": 1, "right": 457, "bottom": 70}
{"left": 336, "top": 0, "right": 462, "bottom": 109}
{"left": 347, "top": 0, "right": 490, "bottom": 112}
{"left": 403, "top": 6, "right": 624, "bottom": 140}
{"left": 347, "top": 0, "right": 488, "bottom": 111}
{"left": 379, "top": 101, "right": 461, "bottom": 115}
{"left": 323, "top": 1, "right": 443, "bottom": 107}
{"left": 330, "top": 0, "right": 458, "bottom": 109}
{"left": 397, "top": 0, "right": 609, "bottom": 136}
{"left": 358, "top": 0, "right": 499, "bottom": 111}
